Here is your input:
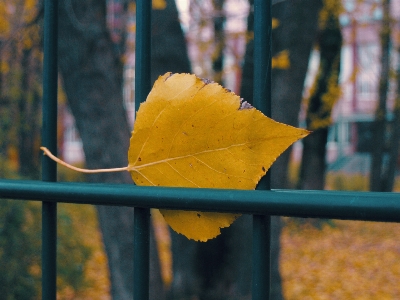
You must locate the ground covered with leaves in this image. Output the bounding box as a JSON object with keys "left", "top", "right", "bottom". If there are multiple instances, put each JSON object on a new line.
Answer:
{"left": 75, "top": 210, "right": 400, "bottom": 299}
{"left": 57, "top": 204, "right": 110, "bottom": 300}
{"left": 281, "top": 218, "right": 400, "bottom": 299}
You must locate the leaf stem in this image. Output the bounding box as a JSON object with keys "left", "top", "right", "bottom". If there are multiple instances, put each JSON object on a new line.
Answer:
{"left": 40, "top": 147, "right": 129, "bottom": 173}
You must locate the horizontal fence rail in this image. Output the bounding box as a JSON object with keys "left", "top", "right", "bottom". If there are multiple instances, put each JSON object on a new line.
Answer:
{"left": 1, "top": 180, "right": 399, "bottom": 222}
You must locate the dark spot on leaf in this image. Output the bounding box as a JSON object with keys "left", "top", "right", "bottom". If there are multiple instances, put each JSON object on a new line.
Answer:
{"left": 197, "top": 213, "right": 201, "bottom": 218}
{"left": 262, "top": 166, "right": 266, "bottom": 172}
{"left": 138, "top": 157, "right": 142, "bottom": 162}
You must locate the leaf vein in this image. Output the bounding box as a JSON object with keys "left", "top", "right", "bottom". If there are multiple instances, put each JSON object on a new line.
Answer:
{"left": 167, "top": 97, "right": 220, "bottom": 158}
{"left": 134, "top": 169, "right": 156, "bottom": 186}
{"left": 193, "top": 156, "right": 254, "bottom": 181}
{"left": 131, "top": 140, "right": 264, "bottom": 171}
{"left": 133, "top": 107, "right": 168, "bottom": 164}
{"left": 165, "top": 162, "right": 200, "bottom": 187}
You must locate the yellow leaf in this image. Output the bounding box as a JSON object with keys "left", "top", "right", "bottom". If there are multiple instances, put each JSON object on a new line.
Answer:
{"left": 152, "top": 0, "right": 166, "bottom": 10}
{"left": 272, "top": 50, "right": 290, "bottom": 69}
{"left": 272, "top": 18, "right": 279, "bottom": 29}
{"left": 40, "top": 72, "right": 309, "bottom": 242}
{"left": 151, "top": 209, "right": 173, "bottom": 286}
{"left": 128, "top": 72, "right": 309, "bottom": 241}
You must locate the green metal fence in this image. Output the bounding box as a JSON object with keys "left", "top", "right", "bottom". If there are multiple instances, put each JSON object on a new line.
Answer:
{"left": 0, "top": 0, "right": 399, "bottom": 299}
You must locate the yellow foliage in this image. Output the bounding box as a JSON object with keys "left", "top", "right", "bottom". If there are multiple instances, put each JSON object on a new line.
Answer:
{"left": 245, "top": 18, "right": 279, "bottom": 42}
{"left": 151, "top": 209, "right": 173, "bottom": 287}
{"left": 7, "top": 145, "right": 19, "bottom": 172}
{"left": 281, "top": 219, "right": 400, "bottom": 299}
{"left": 57, "top": 204, "right": 111, "bottom": 299}
{"left": 307, "top": 57, "right": 341, "bottom": 130}
{"left": 272, "top": 50, "right": 290, "bottom": 69}
{"left": 319, "top": 0, "right": 343, "bottom": 29}
{"left": 0, "top": 18, "right": 9, "bottom": 36}
{"left": 0, "top": 61, "right": 10, "bottom": 74}
{"left": 152, "top": 0, "right": 167, "bottom": 10}
{"left": 0, "top": 2, "right": 10, "bottom": 35}
{"left": 272, "top": 18, "right": 279, "bottom": 29}
{"left": 0, "top": 0, "right": 39, "bottom": 42}
{"left": 128, "top": 72, "right": 309, "bottom": 241}
{"left": 127, "top": 23, "right": 136, "bottom": 34}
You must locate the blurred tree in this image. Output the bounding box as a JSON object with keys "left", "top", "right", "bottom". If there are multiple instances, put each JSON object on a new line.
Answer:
{"left": 57, "top": 0, "right": 147, "bottom": 298}
{"left": 150, "top": 0, "right": 192, "bottom": 83}
{"left": 212, "top": 0, "right": 226, "bottom": 84}
{"left": 385, "top": 48, "right": 400, "bottom": 191}
{"left": 57, "top": 0, "right": 192, "bottom": 298}
{"left": 298, "top": 0, "right": 342, "bottom": 191}
{"left": 0, "top": 0, "right": 42, "bottom": 179}
{"left": 169, "top": 0, "right": 324, "bottom": 298}
{"left": 369, "top": 0, "right": 393, "bottom": 191}
{"left": 0, "top": 200, "right": 41, "bottom": 300}
{"left": 241, "top": 0, "right": 323, "bottom": 298}
{"left": 0, "top": 1, "right": 97, "bottom": 298}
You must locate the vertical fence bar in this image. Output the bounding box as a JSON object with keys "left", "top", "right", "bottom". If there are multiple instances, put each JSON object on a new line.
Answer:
{"left": 134, "top": 0, "right": 151, "bottom": 299}
{"left": 252, "top": 0, "right": 272, "bottom": 299}
{"left": 41, "top": 0, "right": 58, "bottom": 299}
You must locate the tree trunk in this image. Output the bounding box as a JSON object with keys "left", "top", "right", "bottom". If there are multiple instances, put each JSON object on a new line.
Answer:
{"left": 150, "top": 0, "right": 192, "bottom": 84}
{"left": 382, "top": 46, "right": 400, "bottom": 192}
{"left": 58, "top": 1, "right": 165, "bottom": 299}
{"left": 370, "top": 0, "right": 391, "bottom": 192}
{"left": 18, "top": 49, "right": 41, "bottom": 179}
{"left": 212, "top": 0, "right": 226, "bottom": 84}
{"left": 298, "top": 8, "right": 342, "bottom": 191}
{"left": 240, "top": 0, "right": 323, "bottom": 298}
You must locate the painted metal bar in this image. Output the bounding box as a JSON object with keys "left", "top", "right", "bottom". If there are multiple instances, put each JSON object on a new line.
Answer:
{"left": 252, "top": 0, "right": 272, "bottom": 298}
{"left": 1, "top": 180, "right": 400, "bottom": 223}
{"left": 253, "top": 214, "right": 271, "bottom": 299}
{"left": 41, "top": 0, "right": 58, "bottom": 298}
{"left": 134, "top": 0, "right": 152, "bottom": 299}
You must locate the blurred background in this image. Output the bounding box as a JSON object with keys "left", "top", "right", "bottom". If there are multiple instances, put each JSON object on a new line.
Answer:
{"left": 1, "top": 0, "right": 400, "bottom": 299}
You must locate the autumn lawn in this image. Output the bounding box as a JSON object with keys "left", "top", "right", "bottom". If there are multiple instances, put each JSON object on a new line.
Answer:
{"left": 281, "top": 219, "right": 400, "bottom": 299}
{"left": 61, "top": 203, "right": 400, "bottom": 299}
